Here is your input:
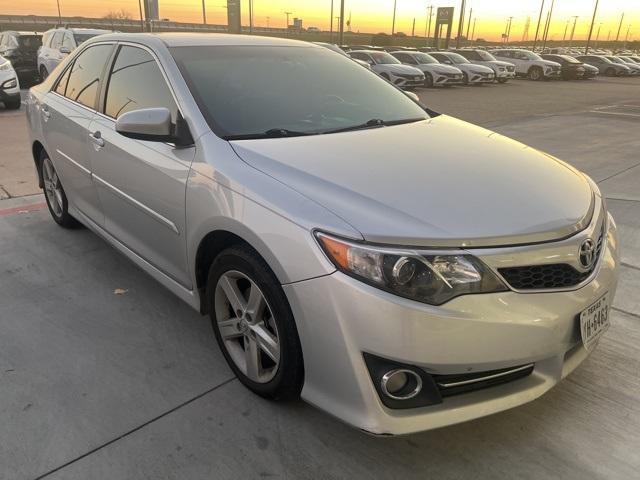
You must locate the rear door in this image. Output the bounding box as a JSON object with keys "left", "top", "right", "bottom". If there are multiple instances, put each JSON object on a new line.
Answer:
{"left": 43, "top": 42, "right": 115, "bottom": 225}
{"left": 88, "top": 44, "right": 194, "bottom": 287}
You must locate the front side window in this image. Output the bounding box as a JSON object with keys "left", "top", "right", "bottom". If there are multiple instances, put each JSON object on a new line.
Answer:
{"left": 61, "top": 33, "right": 75, "bottom": 51}
{"left": 369, "top": 52, "right": 400, "bottom": 65}
{"left": 172, "top": 45, "right": 428, "bottom": 139}
{"left": 104, "top": 46, "right": 177, "bottom": 122}
{"left": 477, "top": 51, "right": 496, "bottom": 61}
{"left": 64, "top": 44, "right": 112, "bottom": 108}
{"left": 414, "top": 53, "right": 437, "bottom": 64}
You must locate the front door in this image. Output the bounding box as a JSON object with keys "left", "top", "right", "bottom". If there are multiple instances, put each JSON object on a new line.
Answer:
{"left": 88, "top": 44, "right": 195, "bottom": 287}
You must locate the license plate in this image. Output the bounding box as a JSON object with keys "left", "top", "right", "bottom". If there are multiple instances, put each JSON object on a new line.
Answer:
{"left": 580, "top": 292, "right": 610, "bottom": 351}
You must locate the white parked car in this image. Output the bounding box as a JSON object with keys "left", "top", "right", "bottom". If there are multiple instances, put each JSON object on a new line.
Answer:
{"left": 391, "top": 51, "right": 464, "bottom": 87}
{"left": 608, "top": 56, "right": 640, "bottom": 75}
{"left": 314, "top": 42, "right": 371, "bottom": 69}
{"left": 38, "top": 27, "right": 110, "bottom": 79}
{"left": 454, "top": 49, "right": 516, "bottom": 83}
{"left": 0, "top": 55, "right": 21, "bottom": 109}
{"left": 430, "top": 52, "right": 495, "bottom": 85}
{"left": 492, "top": 49, "right": 561, "bottom": 80}
{"left": 348, "top": 50, "right": 425, "bottom": 88}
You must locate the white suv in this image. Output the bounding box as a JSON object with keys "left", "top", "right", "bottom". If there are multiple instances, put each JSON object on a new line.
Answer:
{"left": 454, "top": 49, "right": 516, "bottom": 83}
{"left": 492, "top": 49, "right": 561, "bottom": 80}
{"left": 38, "top": 28, "right": 110, "bottom": 80}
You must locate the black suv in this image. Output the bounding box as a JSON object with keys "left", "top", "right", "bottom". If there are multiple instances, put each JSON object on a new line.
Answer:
{"left": 541, "top": 54, "right": 588, "bottom": 80}
{"left": 0, "top": 31, "right": 42, "bottom": 81}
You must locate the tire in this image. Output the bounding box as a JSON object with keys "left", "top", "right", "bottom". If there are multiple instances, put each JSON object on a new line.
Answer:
{"left": 39, "top": 150, "right": 81, "bottom": 228}
{"left": 4, "top": 99, "right": 21, "bottom": 110}
{"left": 604, "top": 67, "right": 615, "bottom": 76}
{"left": 497, "top": 78, "right": 508, "bottom": 83}
{"left": 528, "top": 66, "right": 543, "bottom": 81}
{"left": 462, "top": 72, "right": 469, "bottom": 85}
{"left": 424, "top": 72, "right": 434, "bottom": 88}
{"left": 207, "top": 245, "right": 304, "bottom": 401}
{"left": 40, "top": 65, "right": 49, "bottom": 81}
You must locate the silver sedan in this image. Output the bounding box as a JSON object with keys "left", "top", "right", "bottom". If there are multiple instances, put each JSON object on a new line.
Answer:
{"left": 26, "top": 34, "right": 619, "bottom": 435}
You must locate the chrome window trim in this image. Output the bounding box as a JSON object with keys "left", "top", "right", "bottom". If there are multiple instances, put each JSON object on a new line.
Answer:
{"left": 92, "top": 173, "right": 180, "bottom": 235}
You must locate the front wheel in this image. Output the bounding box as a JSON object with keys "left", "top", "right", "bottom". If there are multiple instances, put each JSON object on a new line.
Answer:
{"left": 528, "top": 66, "right": 543, "bottom": 81}
{"left": 604, "top": 67, "right": 615, "bottom": 76}
{"left": 207, "top": 246, "right": 304, "bottom": 400}
{"left": 462, "top": 72, "right": 469, "bottom": 85}
{"left": 497, "top": 78, "right": 508, "bottom": 84}
{"left": 40, "top": 151, "right": 81, "bottom": 228}
{"left": 4, "top": 99, "right": 21, "bottom": 110}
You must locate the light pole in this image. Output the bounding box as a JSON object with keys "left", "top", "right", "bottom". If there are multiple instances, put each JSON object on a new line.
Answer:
{"left": 391, "top": 0, "right": 397, "bottom": 36}
{"left": 266, "top": 16, "right": 270, "bottom": 28}
{"left": 624, "top": 24, "right": 631, "bottom": 49}
{"left": 541, "top": 0, "right": 555, "bottom": 52}
{"left": 562, "top": 19, "right": 569, "bottom": 44}
{"left": 505, "top": 16, "right": 513, "bottom": 44}
{"left": 285, "top": 11, "right": 292, "bottom": 28}
{"left": 249, "top": 0, "right": 254, "bottom": 33}
{"left": 594, "top": 22, "right": 602, "bottom": 48}
{"left": 455, "top": 0, "right": 466, "bottom": 49}
{"left": 138, "top": 0, "right": 145, "bottom": 31}
{"left": 584, "top": 0, "right": 599, "bottom": 54}
{"left": 471, "top": 17, "right": 477, "bottom": 42}
{"left": 330, "top": 0, "right": 334, "bottom": 42}
{"left": 339, "top": 0, "right": 345, "bottom": 45}
{"left": 465, "top": 7, "right": 472, "bottom": 40}
{"left": 56, "top": 0, "right": 62, "bottom": 24}
{"left": 532, "top": 0, "right": 545, "bottom": 52}
{"left": 202, "top": 0, "right": 207, "bottom": 24}
{"left": 614, "top": 12, "right": 624, "bottom": 46}
{"left": 425, "top": 5, "right": 434, "bottom": 41}
{"left": 569, "top": 16, "right": 578, "bottom": 44}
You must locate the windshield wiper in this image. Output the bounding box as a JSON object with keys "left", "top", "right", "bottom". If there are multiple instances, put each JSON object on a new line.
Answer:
{"left": 224, "top": 128, "right": 315, "bottom": 141}
{"left": 322, "top": 117, "right": 426, "bottom": 134}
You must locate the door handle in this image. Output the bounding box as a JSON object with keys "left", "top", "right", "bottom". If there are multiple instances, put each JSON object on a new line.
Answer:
{"left": 41, "top": 105, "right": 51, "bottom": 120}
{"left": 89, "top": 131, "right": 105, "bottom": 148}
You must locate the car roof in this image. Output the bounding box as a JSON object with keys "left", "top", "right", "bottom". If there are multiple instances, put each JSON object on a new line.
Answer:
{"left": 87, "top": 32, "right": 317, "bottom": 49}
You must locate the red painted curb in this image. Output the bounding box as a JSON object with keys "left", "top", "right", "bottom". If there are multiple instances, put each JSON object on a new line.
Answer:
{"left": 0, "top": 202, "right": 47, "bottom": 217}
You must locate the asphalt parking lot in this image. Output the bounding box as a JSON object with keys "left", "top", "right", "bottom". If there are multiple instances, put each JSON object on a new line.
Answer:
{"left": 1, "top": 76, "right": 639, "bottom": 479}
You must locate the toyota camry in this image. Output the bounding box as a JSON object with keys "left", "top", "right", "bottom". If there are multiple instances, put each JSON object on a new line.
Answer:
{"left": 26, "top": 34, "right": 619, "bottom": 435}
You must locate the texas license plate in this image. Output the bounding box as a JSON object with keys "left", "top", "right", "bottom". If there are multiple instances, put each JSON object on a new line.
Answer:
{"left": 580, "top": 292, "right": 610, "bottom": 351}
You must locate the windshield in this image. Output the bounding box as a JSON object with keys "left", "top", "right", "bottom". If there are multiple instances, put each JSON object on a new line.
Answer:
{"left": 171, "top": 46, "right": 428, "bottom": 139}
{"left": 561, "top": 55, "right": 581, "bottom": 63}
{"left": 476, "top": 51, "right": 497, "bottom": 61}
{"left": 369, "top": 52, "right": 400, "bottom": 65}
{"left": 522, "top": 51, "right": 542, "bottom": 60}
{"left": 17, "top": 35, "right": 42, "bottom": 49}
{"left": 414, "top": 53, "right": 437, "bottom": 64}
{"left": 445, "top": 53, "right": 470, "bottom": 64}
{"left": 607, "top": 56, "right": 624, "bottom": 64}
{"left": 74, "top": 33, "right": 101, "bottom": 45}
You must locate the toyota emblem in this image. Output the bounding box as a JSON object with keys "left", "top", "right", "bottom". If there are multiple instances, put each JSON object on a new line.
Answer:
{"left": 579, "top": 239, "right": 596, "bottom": 269}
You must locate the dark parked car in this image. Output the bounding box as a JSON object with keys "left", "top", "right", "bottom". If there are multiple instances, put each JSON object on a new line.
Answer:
{"left": 576, "top": 55, "right": 630, "bottom": 76}
{"left": 0, "top": 31, "right": 42, "bottom": 81}
{"left": 541, "top": 54, "right": 587, "bottom": 80}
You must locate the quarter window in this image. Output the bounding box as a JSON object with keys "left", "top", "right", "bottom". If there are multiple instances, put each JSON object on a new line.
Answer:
{"left": 64, "top": 44, "right": 112, "bottom": 109}
{"left": 55, "top": 66, "right": 72, "bottom": 95}
{"left": 104, "top": 46, "right": 177, "bottom": 122}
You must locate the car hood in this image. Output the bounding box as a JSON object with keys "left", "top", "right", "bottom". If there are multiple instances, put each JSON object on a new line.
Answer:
{"left": 457, "top": 63, "right": 494, "bottom": 73}
{"left": 230, "top": 116, "right": 594, "bottom": 247}
{"left": 539, "top": 59, "right": 562, "bottom": 68}
{"left": 376, "top": 64, "right": 423, "bottom": 75}
{"left": 421, "top": 64, "right": 461, "bottom": 74}
{"left": 486, "top": 60, "right": 514, "bottom": 67}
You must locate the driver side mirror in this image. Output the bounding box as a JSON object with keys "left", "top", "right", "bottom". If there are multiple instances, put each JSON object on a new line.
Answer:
{"left": 443, "top": 59, "right": 452, "bottom": 64}
{"left": 59, "top": 46, "right": 71, "bottom": 54}
{"left": 116, "top": 107, "right": 193, "bottom": 147}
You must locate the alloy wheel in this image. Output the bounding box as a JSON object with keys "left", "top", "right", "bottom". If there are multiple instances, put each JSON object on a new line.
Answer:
{"left": 214, "top": 270, "right": 280, "bottom": 383}
{"left": 42, "top": 157, "right": 64, "bottom": 218}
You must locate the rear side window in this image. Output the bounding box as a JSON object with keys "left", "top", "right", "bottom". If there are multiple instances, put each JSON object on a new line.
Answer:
{"left": 62, "top": 33, "right": 74, "bottom": 50}
{"left": 104, "top": 46, "right": 177, "bottom": 122}
{"left": 64, "top": 44, "right": 112, "bottom": 109}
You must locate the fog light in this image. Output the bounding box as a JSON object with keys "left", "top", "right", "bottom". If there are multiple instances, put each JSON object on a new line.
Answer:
{"left": 381, "top": 369, "right": 422, "bottom": 400}
{"left": 2, "top": 78, "right": 17, "bottom": 89}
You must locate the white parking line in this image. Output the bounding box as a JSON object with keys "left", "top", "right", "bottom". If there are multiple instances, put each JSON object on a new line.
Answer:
{"left": 589, "top": 110, "right": 640, "bottom": 118}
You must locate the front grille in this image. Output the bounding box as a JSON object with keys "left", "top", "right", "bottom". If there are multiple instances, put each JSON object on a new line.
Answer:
{"left": 507, "top": 65, "right": 515, "bottom": 72}
{"left": 444, "top": 72, "right": 461, "bottom": 78}
{"left": 499, "top": 222, "right": 605, "bottom": 290}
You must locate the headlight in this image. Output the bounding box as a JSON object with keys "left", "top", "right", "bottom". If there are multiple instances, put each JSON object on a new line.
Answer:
{"left": 316, "top": 232, "right": 507, "bottom": 305}
{"left": 0, "top": 61, "right": 11, "bottom": 71}
{"left": 1, "top": 78, "right": 17, "bottom": 89}
{"left": 498, "top": 67, "right": 505, "bottom": 71}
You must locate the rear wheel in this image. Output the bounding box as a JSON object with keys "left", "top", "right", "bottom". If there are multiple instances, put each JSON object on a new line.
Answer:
{"left": 424, "top": 72, "right": 434, "bottom": 88}
{"left": 528, "top": 66, "right": 543, "bottom": 81}
{"left": 4, "top": 99, "right": 21, "bottom": 110}
{"left": 207, "top": 246, "right": 304, "bottom": 400}
{"left": 40, "top": 151, "right": 81, "bottom": 228}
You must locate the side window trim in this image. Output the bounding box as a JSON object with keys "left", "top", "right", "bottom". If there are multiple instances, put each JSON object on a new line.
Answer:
{"left": 99, "top": 42, "right": 185, "bottom": 123}
{"left": 50, "top": 42, "right": 116, "bottom": 113}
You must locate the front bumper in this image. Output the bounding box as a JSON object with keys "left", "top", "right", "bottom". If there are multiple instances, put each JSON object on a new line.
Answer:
{"left": 544, "top": 69, "right": 562, "bottom": 78}
{"left": 495, "top": 70, "right": 516, "bottom": 79}
{"left": 468, "top": 72, "right": 495, "bottom": 83}
{"left": 285, "top": 214, "right": 619, "bottom": 435}
{"left": 433, "top": 72, "right": 464, "bottom": 85}
{"left": 390, "top": 73, "right": 426, "bottom": 88}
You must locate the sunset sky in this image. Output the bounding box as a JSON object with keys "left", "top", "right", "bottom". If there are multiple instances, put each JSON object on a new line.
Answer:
{"left": 1, "top": 0, "right": 638, "bottom": 42}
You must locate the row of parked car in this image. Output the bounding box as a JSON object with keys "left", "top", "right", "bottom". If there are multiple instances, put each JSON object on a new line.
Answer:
{"left": 324, "top": 44, "right": 640, "bottom": 89}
